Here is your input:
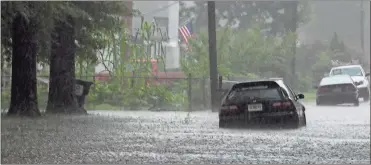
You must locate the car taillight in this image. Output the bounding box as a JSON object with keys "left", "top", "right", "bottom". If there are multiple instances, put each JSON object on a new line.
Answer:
{"left": 272, "top": 101, "right": 292, "bottom": 108}
{"left": 318, "top": 87, "right": 329, "bottom": 93}
{"left": 343, "top": 85, "right": 356, "bottom": 92}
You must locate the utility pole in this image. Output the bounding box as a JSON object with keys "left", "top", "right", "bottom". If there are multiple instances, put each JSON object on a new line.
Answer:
{"left": 207, "top": 1, "right": 218, "bottom": 112}
{"left": 290, "top": 1, "right": 298, "bottom": 89}
{"left": 360, "top": 1, "right": 365, "bottom": 57}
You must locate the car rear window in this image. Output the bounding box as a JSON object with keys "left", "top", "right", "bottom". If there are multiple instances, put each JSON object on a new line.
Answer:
{"left": 227, "top": 81, "right": 283, "bottom": 101}
{"left": 330, "top": 67, "right": 363, "bottom": 77}
{"left": 320, "top": 75, "right": 353, "bottom": 86}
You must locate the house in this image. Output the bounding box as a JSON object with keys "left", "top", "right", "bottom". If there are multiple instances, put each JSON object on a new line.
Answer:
{"left": 132, "top": 1, "right": 181, "bottom": 70}
{"left": 94, "top": 1, "right": 134, "bottom": 74}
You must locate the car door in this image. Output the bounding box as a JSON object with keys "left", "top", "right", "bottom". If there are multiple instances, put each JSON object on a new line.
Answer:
{"left": 359, "top": 67, "right": 370, "bottom": 87}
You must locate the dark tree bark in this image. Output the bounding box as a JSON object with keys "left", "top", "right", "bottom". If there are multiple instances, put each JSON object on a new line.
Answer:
{"left": 46, "top": 16, "right": 85, "bottom": 114}
{"left": 7, "top": 14, "right": 41, "bottom": 117}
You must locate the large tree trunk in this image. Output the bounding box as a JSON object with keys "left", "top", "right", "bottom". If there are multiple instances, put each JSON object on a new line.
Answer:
{"left": 7, "top": 14, "right": 41, "bottom": 116}
{"left": 46, "top": 16, "right": 85, "bottom": 114}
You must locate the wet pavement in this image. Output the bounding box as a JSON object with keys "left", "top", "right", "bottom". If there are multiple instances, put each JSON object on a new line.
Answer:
{"left": 1, "top": 101, "right": 370, "bottom": 164}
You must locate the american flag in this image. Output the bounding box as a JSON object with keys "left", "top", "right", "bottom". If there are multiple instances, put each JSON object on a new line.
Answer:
{"left": 179, "top": 22, "right": 193, "bottom": 44}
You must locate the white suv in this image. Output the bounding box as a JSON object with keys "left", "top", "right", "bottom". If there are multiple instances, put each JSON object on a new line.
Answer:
{"left": 328, "top": 65, "right": 370, "bottom": 101}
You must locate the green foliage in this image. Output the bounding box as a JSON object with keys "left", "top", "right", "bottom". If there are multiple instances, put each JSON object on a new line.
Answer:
{"left": 1, "top": 83, "right": 49, "bottom": 110}
{"left": 87, "top": 79, "right": 187, "bottom": 110}
{"left": 330, "top": 32, "right": 339, "bottom": 51}
{"left": 179, "top": 1, "right": 312, "bottom": 35}
{"left": 1, "top": 90, "right": 10, "bottom": 110}
{"left": 86, "top": 19, "right": 188, "bottom": 110}
{"left": 329, "top": 32, "right": 352, "bottom": 63}
{"left": 1, "top": 1, "right": 137, "bottom": 64}
{"left": 181, "top": 26, "right": 297, "bottom": 79}
{"left": 181, "top": 25, "right": 337, "bottom": 92}
{"left": 297, "top": 75, "right": 313, "bottom": 92}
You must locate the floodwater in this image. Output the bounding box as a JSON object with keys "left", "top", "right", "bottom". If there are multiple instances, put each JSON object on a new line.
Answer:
{"left": 1, "top": 101, "right": 370, "bottom": 164}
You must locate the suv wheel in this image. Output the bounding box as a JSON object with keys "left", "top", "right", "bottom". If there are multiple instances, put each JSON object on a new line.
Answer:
{"left": 302, "top": 112, "right": 307, "bottom": 126}
{"left": 316, "top": 99, "right": 321, "bottom": 106}
{"left": 287, "top": 114, "right": 301, "bottom": 129}
{"left": 354, "top": 98, "right": 360, "bottom": 106}
{"left": 219, "top": 119, "right": 226, "bottom": 128}
{"left": 363, "top": 89, "right": 369, "bottom": 101}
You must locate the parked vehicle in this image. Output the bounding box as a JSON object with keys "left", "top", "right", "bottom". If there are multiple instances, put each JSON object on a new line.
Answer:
{"left": 328, "top": 65, "right": 370, "bottom": 101}
{"left": 315, "top": 75, "right": 361, "bottom": 106}
{"left": 219, "top": 78, "right": 306, "bottom": 128}
{"left": 218, "top": 80, "right": 240, "bottom": 102}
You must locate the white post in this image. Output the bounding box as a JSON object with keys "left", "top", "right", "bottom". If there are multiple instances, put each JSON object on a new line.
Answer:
{"left": 165, "top": 1, "right": 180, "bottom": 69}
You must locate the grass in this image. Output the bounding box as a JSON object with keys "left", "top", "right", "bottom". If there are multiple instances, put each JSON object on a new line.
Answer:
{"left": 302, "top": 91, "right": 316, "bottom": 102}
{"left": 86, "top": 104, "right": 122, "bottom": 110}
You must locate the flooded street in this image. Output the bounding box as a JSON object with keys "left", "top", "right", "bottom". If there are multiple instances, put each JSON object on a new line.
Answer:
{"left": 1, "top": 101, "right": 370, "bottom": 164}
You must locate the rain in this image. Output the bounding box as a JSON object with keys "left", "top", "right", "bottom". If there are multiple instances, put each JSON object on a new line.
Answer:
{"left": 1, "top": 1, "right": 370, "bottom": 164}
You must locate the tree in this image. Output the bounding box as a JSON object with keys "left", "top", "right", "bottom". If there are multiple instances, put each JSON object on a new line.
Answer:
{"left": 181, "top": 26, "right": 337, "bottom": 92}
{"left": 181, "top": 26, "right": 295, "bottom": 79}
{"left": 46, "top": 1, "right": 135, "bottom": 114}
{"left": 330, "top": 32, "right": 339, "bottom": 51}
{"left": 179, "top": 1, "right": 312, "bottom": 36}
{"left": 7, "top": 13, "right": 41, "bottom": 116}
{"left": 46, "top": 16, "right": 82, "bottom": 113}
{"left": 1, "top": 2, "right": 56, "bottom": 116}
{"left": 329, "top": 32, "right": 353, "bottom": 63}
{"left": 1, "top": 2, "right": 136, "bottom": 114}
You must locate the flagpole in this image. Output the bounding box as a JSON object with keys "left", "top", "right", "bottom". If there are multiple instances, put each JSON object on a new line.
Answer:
{"left": 180, "top": 15, "right": 195, "bottom": 27}
{"left": 178, "top": 15, "right": 195, "bottom": 50}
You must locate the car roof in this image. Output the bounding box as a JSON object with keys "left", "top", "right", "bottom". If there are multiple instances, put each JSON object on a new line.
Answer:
{"left": 233, "top": 79, "right": 283, "bottom": 88}
{"left": 331, "top": 65, "right": 362, "bottom": 70}
{"left": 237, "top": 78, "right": 283, "bottom": 83}
{"left": 320, "top": 75, "right": 353, "bottom": 86}
{"left": 221, "top": 78, "right": 284, "bottom": 90}
{"left": 220, "top": 80, "right": 240, "bottom": 90}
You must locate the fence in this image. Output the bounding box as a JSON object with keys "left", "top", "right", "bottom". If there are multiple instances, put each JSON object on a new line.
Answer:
{"left": 1, "top": 76, "right": 50, "bottom": 112}
{"left": 1, "top": 75, "right": 211, "bottom": 111}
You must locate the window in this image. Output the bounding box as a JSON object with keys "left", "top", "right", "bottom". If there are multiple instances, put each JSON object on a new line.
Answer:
{"left": 276, "top": 81, "right": 295, "bottom": 99}
{"left": 157, "top": 60, "right": 166, "bottom": 72}
{"left": 227, "top": 87, "right": 282, "bottom": 101}
{"left": 285, "top": 85, "right": 297, "bottom": 99}
{"left": 331, "top": 67, "right": 363, "bottom": 76}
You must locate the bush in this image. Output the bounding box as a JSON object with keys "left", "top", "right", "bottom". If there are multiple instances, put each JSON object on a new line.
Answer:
{"left": 86, "top": 79, "right": 188, "bottom": 110}
{"left": 1, "top": 89, "right": 10, "bottom": 110}
{"left": 1, "top": 84, "right": 49, "bottom": 111}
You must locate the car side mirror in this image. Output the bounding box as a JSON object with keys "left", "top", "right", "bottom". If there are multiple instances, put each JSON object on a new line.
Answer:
{"left": 313, "top": 85, "right": 318, "bottom": 89}
{"left": 296, "top": 93, "right": 305, "bottom": 99}
{"left": 366, "top": 73, "right": 370, "bottom": 77}
{"left": 355, "top": 81, "right": 363, "bottom": 86}
{"left": 324, "top": 73, "right": 329, "bottom": 77}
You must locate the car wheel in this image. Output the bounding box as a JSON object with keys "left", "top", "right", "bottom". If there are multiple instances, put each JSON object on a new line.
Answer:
{"left": 316, "top": 99, "right": 321, "bottom": 106}
{"left": 287, "top": 114, "right": 301, "bottom": 129}
{"left": 302, "top": 112, "right": 307, "bottom": 126}
{"left": 363, "top": 90, "right": 369, "bottom": 101}
{"left": 219, "top": 119, "right": 226, "bottom": 128}
{"left": 354, "top": 98, "right": 360, "bottom": 106}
